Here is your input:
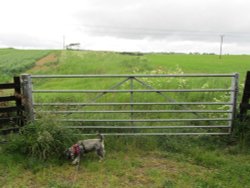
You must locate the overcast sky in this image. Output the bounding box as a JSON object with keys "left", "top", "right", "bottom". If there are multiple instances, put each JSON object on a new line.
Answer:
{"left": 0, "top": 0, "right": 250, "bottom": 54}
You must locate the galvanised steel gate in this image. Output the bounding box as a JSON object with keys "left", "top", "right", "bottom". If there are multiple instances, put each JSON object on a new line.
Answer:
{"left": 21, "top": 73, "right": 239, "bottom": 136}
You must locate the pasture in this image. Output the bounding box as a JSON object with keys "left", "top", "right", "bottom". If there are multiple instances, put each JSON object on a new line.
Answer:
{"left": 0, "top": 49, "right": 250, "bottom": 187}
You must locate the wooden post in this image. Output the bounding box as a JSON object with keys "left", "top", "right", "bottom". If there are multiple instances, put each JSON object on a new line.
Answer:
{"left": 21, "top": 74, "right": 34, "bottom": 123}
{"left": 240, "top": 71, "right": 250, "bottom": 119}
{"left": 14, "top": 76, "right": 23, "bottom": 126}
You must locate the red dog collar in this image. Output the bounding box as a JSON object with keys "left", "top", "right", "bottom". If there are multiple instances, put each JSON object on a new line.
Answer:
{"left": 72, "top": 144, "right": 80, "bottom": 155}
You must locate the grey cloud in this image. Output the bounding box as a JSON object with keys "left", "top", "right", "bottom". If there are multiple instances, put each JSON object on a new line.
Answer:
{"left": 75, "top": 0, "right": 250, "bottom": 43}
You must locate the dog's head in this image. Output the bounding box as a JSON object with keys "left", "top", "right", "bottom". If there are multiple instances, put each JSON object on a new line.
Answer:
{"left": 64, "top": 144, "right": 81, "bottom": 160}
{"left": 64, "top": 147, "right": 74, "bottom": 160}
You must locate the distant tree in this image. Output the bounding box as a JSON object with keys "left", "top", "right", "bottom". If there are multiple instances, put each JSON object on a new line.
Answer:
{"left": 66, "top": 43, "right": 80, "bottom": 50}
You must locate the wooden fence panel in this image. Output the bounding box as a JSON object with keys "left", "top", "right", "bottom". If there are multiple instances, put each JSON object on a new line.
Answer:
{"left": 0, "top": 76, "right": 23, "bottom": 134}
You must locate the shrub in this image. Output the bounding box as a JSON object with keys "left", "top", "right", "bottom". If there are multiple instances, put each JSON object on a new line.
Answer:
{"left": 6, "top": 119, "right": 77, "bottom": 160}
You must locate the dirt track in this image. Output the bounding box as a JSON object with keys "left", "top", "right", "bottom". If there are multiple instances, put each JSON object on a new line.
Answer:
{"left": 30, "top": 53, "right": 58, "bottom": 72}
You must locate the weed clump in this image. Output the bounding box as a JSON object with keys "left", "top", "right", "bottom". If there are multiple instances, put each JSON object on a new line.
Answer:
{"left": 6, "top": 119, "right": 77, "bottom": 160}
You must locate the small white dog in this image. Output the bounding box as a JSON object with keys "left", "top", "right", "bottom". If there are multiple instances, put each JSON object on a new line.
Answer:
{"left": 65, "top": 134, "right": 105, "bottom": 166}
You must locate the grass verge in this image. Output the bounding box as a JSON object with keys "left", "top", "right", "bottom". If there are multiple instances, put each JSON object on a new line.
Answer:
{"left": 0, "top": 120, "right": 249, "bottom": 187}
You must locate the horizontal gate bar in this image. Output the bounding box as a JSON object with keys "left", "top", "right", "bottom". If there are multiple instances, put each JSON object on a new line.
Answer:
{"left": 37, "top": 110, "right": 233, "bottom": 114}
{"left": 34, "top": 102, "right": 233, "bottom": 106}
{"left": 32, "top": 89, "right": 233, "bottom": 93}
{"left": 54, "top": 118, "right": 231, "bottom": 122}
{"left": 76, "top": 132, "right": 230, "bottom": 136}
{"left": 64, "top": 125, "right": 230, "bottom": 129}
{"left": 31, "top": 74, "right": 236, "bottom": 78}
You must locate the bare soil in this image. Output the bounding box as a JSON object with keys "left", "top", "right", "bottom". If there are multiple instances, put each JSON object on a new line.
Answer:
{"left": 30, "top": 53, "right": 58, "bottom": 72}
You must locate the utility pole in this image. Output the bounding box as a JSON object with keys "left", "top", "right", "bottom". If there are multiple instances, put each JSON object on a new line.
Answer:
{"left": 63, "top": 35, "right": 65, "bottom": 50}
{"left": 219, "top": 35, "right": 224, "bottom": 59}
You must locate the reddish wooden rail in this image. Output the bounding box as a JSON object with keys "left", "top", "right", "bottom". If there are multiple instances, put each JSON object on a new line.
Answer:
{"left": 0, "top": 77, "right": 23, "bottom": 134}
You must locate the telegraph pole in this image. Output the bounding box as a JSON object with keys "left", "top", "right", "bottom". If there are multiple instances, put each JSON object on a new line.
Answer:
{"left": 219, "top": 35, "right": 224, "bottom": 59}
{"left": 63, "top": 35, "right": 65, "bottom": 50}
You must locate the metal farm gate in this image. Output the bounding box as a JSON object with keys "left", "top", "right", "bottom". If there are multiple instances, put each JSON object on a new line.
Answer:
{"left": 21, "top": 73, "right": 239, "bottom": 136}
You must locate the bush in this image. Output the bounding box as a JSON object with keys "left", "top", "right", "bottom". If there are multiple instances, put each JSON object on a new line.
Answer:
{"left": 6, "top": 119, "right": 77, "bottom": 160}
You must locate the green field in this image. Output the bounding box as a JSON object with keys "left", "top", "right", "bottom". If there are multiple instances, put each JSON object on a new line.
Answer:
{"left": 0, "top": 48, "right": 51, "bottom": 82}
{"left": 30, "top": 50, "right": 250, "bottom": 78}
{"left": 0, "top": 49, "right": 250, "bottom": 187}
{"left": 29, "top": 51, "right": 249, "bottom": 102}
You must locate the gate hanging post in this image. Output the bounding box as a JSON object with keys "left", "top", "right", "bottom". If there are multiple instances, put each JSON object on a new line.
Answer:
{"left": 228, "top": 73, "right": 239, "bottom": 133}
{"left": 130, "top": 76, "right": 134, "bottom": 126}
{"left": 21, "top": 74, "right": 35, "bottom": 123}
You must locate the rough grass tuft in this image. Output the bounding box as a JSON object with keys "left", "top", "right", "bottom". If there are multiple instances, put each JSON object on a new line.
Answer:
{"left": 5, "top": 118, "right": 77, "bottom": 160}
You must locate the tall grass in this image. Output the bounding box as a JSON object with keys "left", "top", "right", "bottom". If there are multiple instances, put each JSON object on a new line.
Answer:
{"left": 5, "top": 118, "right": 77, "bottom": 160}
